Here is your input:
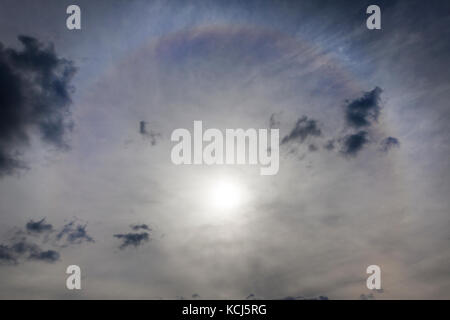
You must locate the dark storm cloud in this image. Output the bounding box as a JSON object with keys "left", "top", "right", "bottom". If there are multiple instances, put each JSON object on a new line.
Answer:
{"left": 56, "top": 221, "right": 94, "bottom": 245}
{"left": 281, "top": 116, "right": 321, "bottom": 145}
{"left": 340, "top": 131, "right": 369, "bottom": 156}
{"left": 0, "top": 35, "right": 76, "bottom": 176}
{"left": 344, "top": 87, "right": 382, "bottom": 128}
{"left": 380, "top": 136, "right": 400, "bottom": 152}
{"left": 26, "top": 218, "right": 53, "bottom": 234}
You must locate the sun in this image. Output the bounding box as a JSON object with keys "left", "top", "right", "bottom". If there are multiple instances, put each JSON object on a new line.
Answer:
{"left": 210, "top": 178, "right": 243, "bottom": 210}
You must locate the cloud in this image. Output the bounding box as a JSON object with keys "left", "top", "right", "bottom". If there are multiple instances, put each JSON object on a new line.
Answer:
{"left": 324, "top": 140, "right": 335, "bottom": 151}
{"left": 114, "top": 232, "right": 149, "bottom": 249}
{"left": 340, "top": 131, "right": 369, "bottom": 156}
{"left": 28, "top": 250, "right": 60, "bottom": 263}
{"left": 0, "top": 35, "right": 76, "bottom": 176}
{"left": 0, "top": 238, "right": 59, "bottom": 264}
{"left": 10, "top": 239, "right": 40, "bottom": 255}
{"left": 277, "top": 88, "right": 394, "bottom": 158}
{"left": 345, "top": 87, "right": 382, "bottom": 128}
{"left": 56, "top": 221, "right": 94, "bottom": 246}
{"left": 281, "top": 295, "right": 328, "bottom": 300}
{"left": 0, "top": 245, "right": 16, "bottom": 264}
{"left": 0, "top": 153, "right": 28, "bottom": 176}
{"left": 333, "top": 87, "right": 383, "bottom": 157}
{"left": 131, "top": 224, "right": 151, "bottom": 231}
{"left": 1, "top": 218, "right": 94, "bottom": 265}
{"left": 114, "top": 224, "right": 151, "bottom": 249}
{"left": 26, "top": 218, "right": 53, "bottom": 234}
{"left": 139, "top": 121, "right": 161, "bottom": 146}
{"left": 380, "top": 136, "right": 400, "bottom": 152}
{"left": 308, "top": 144, "right": 318, "bottom": 152}
{"left": 360, "top": 293, "right": 375, "bottom": 300}
{"left": 244, "top": 292, "right": 329, "bottom": 300}
{"left": 281, "top": 116, "right": 321, "bottom": 145}
{"left": 334, "top": 87, "right": 399, "bottom": 157}
{"left": 269, "top": 113, "right": 281, "bottom": 129}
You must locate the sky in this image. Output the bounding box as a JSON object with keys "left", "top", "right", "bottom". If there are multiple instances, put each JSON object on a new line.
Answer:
{"left": 0, "top": 0, "right": 449, "bottom": 299}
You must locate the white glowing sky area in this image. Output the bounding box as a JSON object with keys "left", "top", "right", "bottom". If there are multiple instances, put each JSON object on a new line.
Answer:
{"left": 209, "top": 178, "right": 244, "bottom": 210}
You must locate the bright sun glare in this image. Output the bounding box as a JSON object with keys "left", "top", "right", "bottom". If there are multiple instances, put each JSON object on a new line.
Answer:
{"left": 210, "top": 179, "right": 243, "bottom": 210}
